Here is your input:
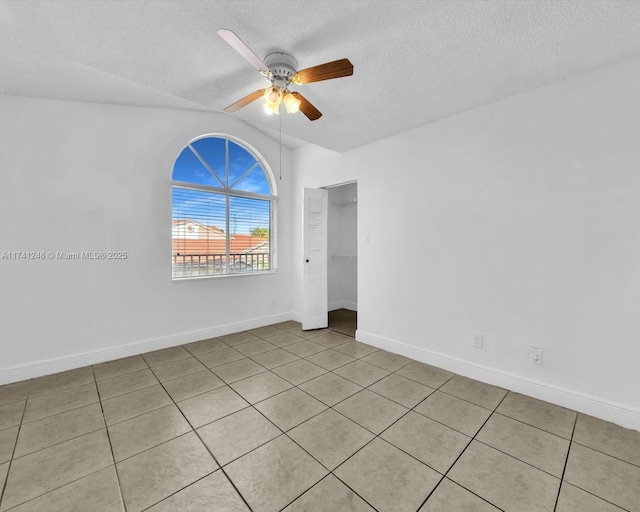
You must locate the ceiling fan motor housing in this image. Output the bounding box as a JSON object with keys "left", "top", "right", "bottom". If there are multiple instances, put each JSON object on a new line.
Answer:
{"left": 264, "top": 52, "right": 298, "bottom": 83}
{"left": 218, "top": 29, "right": 351, "bottom": 120}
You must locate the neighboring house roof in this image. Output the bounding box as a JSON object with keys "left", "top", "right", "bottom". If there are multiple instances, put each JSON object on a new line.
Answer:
{"left": 173, "top": 219, "right": 267, "bottom": 256}
{"left": 172, "top": 219, "right": 225, "bottom": 236}
{"left": 207, "top": 225, "right": 224, "bottom": 234}
{"left": 173, "top": 239, "right": 225, "bottom": 255}
{"left": 173, "top": 236, "right": 267, "bottom": 255}
{"left": 230, "top": 234, "right": 268, "bottom": 252}
{"left": 241, "top": 241, "right": 269, "bottom": 254}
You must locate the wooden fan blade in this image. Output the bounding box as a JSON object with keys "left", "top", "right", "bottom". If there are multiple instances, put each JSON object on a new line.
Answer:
{"left": 224, "top": 89, "right": 266, "bottom": 113}
{"left": 217, "top": 29, "right": 270, "bottom": 73}
{"left": 292, "top": 58, "right": 353, "bottom": 84}
{"left": 291, "top": 92, "right": 322, "bottom": 121}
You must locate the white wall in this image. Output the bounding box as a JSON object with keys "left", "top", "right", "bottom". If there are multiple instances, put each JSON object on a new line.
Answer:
{"left": 327, "top": 182, "right": 357, "bottom": 311}
{"left": 0, "top": 95, "right": 293, "bottom": 383}
{"left": 292, "top": 56, "right": 640, "bottom": 429}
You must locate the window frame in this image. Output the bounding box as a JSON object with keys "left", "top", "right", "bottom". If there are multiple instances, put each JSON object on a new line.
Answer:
{"left": 171, "top": 134, "right": 277, "bottom": 281}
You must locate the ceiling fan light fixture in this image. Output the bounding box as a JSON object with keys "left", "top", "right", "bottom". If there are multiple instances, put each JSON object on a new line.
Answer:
{"left": 264, "top": 86, "right": 282, "bottom": 105}
{"left": 263, "top": 102, "right": 279, "bottom": 115}
{"left": 218, "top": 29, "right": 352, "bottom": 121}
{"left": 283, "top": 92, "right": 301, "bottom": 114}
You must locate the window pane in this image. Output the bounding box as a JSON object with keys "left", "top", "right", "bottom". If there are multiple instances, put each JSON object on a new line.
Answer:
{"left": 231, "top": 164, "right": 271, "bottom": 194}
{"left": 172, "top": 188, "right": 227, "bottom": 278}
{"left": 228, "top": 195, "right": 271, "bottom": 273}
{"left": 229, "top": 140, "right": 271, "bottom": 194}
{"left": 172, "top": 147, "right": 219, "bottom": 186}
{"left": 191, "top": 137, "right": 226, "bottom": 184}
{"left": 172, "top": 135, "right": 276, "bottom": 280}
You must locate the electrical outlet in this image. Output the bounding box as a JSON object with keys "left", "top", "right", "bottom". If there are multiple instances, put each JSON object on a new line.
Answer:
{"left": 529, "top": 347, "right": 543, "bottom": 364}
{"left": 472, "top": 333, "right": 483, "bottom": 349}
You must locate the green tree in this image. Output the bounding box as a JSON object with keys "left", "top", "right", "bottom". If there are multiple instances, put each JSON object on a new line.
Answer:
{"left": 250, "top": 227, "right": 269, "bottom": 240}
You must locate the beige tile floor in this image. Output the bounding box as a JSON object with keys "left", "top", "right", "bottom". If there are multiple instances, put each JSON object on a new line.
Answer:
{"left": 1, "top": 311, "right": 639, "bottom": 511}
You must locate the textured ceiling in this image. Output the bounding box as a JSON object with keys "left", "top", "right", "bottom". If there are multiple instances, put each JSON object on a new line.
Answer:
{"left": 2, "top": 1, "right": 640, "bottom": 152}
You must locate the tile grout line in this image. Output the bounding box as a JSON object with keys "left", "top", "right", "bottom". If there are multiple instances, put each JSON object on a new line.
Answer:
{"left": 92, "top": 354, "right": 149, "bottom": 378}
{"left": 558, "top": 484, "right": 633, "bottom": 512}
{"left": 144, "top": 347, "right": 266, "bottom": 503}
{"left": 153, "top": 372, "right": 256, "bottom": 512}
{"left": 284, "top": 425, "right": 381, "bottom": 511}
{"left": 568, "top": 440, "right": 640, "bottom": 470}
{"left": 16, "top": 381, "right": 99, "bottom": 426}
{"left": 2, "top": 380, "right": 119, "bottom": 511}
{"left": 137, "top": 471, "right": 220, "bottom": 512}
{"left": 0, "top": 467, "right": 117, "bottom": 512}
{"left": 365, "top": 382, "right": 436, "bottom": 409}
{"left": 287, "top": 349, "right": 458, "bottom": 460}
{"left": 553, "top": 413, "right": 578, "bottom": 512}
{"left": 220, "top": 327, "right": 383, "bottom": 511}
{"left": 406, "top": 384, "right": 580, "bottom": 451}
{"left": 276, "top": 339, "right": 396, "bottom": 510}
{"left": 415, "top": 391, "right": 511, "bottom": 512}
{"left": 366, "top": 376, "right": 475, "bottom": 471}
{"left": 5, "top": 382, "right": 104, "bottom": 460}
{"left": 489, "top": 409, "right": 574, "bottom": 443}
{"left": 211, "top": 423, "right": 280, "bottom": 470}
{"left": 0, "top": 380, "right": 32, "bottom": 511}
{"left": 316, "top": 400, "right": 415, "bottom": 510}
{"left": 103, "top": 410, "right": 197, "bottom": 465}
{"left": 328, "top": 389, "right": 411, "bottom": 438}
{"left": 320, "top": 367, "right": 471, "bottom": 501}
{"left": 162, "top": 376, "right": 228, "bottom": 403}
{"left": 389, "top": 368, "right": 458, "bottom": 434}
{"left": 285, "top": 463, "right": 381, "bottom": 512}
{"left": 471, "top": 438, "right": 565, "bottom": 481}
{"left": 92, "top": 364, "right": 129, "bottom": 512}
{"left": 418, "top": 385, "right": 494, "bottom": 412}
{"left": 100, "top": 382, "right": 159, "bottom": 404}
{"left": 108, "top": 349, "right": 246, "bottom": 504}
{"left": 274, "top": 472, "right": 376, "bottom": 512}
{"left": 429, "top": 393, "right": 511, "bottom": 510}
{"left": 107, "top": 355, "right": 171, "bottom": 508}
{"left": 7, "top": 423, "right": 107, "bottom": 462}
{"left": 409, "top": 407, "right": 477, "bottom": 439}
{"left": 326, "top": 369, "right": 389, "bottom": 391}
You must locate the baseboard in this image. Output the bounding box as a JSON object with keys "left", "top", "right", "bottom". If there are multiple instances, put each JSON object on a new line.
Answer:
{"left": 0, "top": 312, "right": 293, "bottom": 385}
{"left": 356, "top": 329, "right": 640, "bottom": 431}
{"left": 328, "top": 301, "right": 358, "bottom": 312}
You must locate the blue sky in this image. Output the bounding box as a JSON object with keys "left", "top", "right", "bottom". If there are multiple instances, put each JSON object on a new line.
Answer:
{"left": 172, "top": 138, "right": 271, "bottom": 234}
{"left": 172, "top": 138, "right": 271, "bottom": 194}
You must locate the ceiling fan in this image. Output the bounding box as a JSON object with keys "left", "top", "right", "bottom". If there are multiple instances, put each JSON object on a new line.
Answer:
{"left": 217, "top": 29, "right": 353, "bottom": 121}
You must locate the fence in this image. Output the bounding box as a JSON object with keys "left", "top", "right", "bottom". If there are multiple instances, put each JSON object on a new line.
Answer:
{"left": 172, "top": 253, "right": 270, "bottom": 277}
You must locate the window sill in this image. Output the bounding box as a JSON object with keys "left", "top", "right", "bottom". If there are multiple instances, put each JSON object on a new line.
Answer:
{"left": 171, "top": 270, "right": 278, "bottom": 282}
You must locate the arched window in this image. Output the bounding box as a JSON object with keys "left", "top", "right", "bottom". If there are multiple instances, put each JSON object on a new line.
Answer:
{"left": 172, "top": 135, "right": 277, "bottom": 279}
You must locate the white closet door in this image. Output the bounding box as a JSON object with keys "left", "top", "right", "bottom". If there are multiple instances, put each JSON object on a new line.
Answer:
{"left": 302, "top": 187, "right": 328, "bottom": 330}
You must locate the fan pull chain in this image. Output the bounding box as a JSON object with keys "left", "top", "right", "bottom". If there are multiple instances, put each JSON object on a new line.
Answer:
{"left": 279, "top": 108, "right": 282, "bottom": 181}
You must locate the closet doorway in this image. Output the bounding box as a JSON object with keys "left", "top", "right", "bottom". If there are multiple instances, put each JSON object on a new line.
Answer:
{"left": 327, "top": 181, "right": 357, "bottom": 336}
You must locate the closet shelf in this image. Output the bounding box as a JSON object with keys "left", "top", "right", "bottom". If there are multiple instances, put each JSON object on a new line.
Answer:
{"left": 330, "top": 198, "right": 357, "bottom": 206}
